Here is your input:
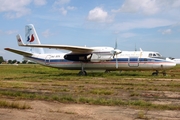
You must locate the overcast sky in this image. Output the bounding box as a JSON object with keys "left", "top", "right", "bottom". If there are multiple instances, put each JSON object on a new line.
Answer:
{"left": 1, "top": 0, "right": 180, "bottom": 61}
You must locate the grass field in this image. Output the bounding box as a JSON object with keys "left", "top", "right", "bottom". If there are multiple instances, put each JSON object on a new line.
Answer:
{"left": 0, "top": 64, "right": 180, "bottom": 110}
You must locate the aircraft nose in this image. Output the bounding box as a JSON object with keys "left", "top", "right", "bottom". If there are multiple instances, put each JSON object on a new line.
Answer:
{"left": 165, "top": 57, "right": 176, "bottom": 68}
{"left": 171, "top": 62, "right": 177, "bottom": 67}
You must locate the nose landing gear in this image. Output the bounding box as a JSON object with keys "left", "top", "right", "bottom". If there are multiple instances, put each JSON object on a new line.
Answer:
{"left": 152, "top": 70, "right": 159, "bottom": 76}
{"left": 152, "top": 70, "right": 166, "bottom": 76}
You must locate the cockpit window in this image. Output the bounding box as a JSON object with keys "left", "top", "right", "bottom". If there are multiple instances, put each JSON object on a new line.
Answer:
{"left": 149, "top": 52, "right": 163, "bottom": 58}
{"left": 149, "top": 53, "right": 152, "bottom": 57}
{"left": 156, "top": 53, "right": 161, "bottom": 57}
{"left": 153, "top": 54, "right": 156, "bottom": 57}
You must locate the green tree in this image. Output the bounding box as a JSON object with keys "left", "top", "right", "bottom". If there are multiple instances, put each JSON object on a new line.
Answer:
{"left": 22, "top": 60, "right": 27, "bottom": 64}
{"left": 8, "top": 60, "right": 12, "bottom": 64}
{"left": 0, "top": 56, "right": 4, "bottom": 64}
{"left": 12, "top": 59, "right": 17, "bottom": 64}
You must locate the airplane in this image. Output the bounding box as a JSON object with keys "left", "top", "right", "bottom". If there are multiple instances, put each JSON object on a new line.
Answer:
{"left": 4, "top": 24, "right": 176, "bottom": 76}
{"left": 173, "top": 59, "right": 180, "bottom": 64}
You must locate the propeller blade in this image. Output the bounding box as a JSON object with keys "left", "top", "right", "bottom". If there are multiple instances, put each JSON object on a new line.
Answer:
{"left": 112, "top": 39, "right": 121, "bottom": 68}
{"left": 114, "top": 39, "right": 117, "bottom": 49}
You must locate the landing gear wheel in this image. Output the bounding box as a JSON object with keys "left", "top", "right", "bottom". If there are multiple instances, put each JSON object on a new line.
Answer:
{"left": 152, "top": 70, "right": 159, "bottom": 76}
{"left": 162, "top": 71, "right": 166, "bottom": 76}
{"left": 78, "top": 70, "right": 87, "bottom": 76}
{"left": 105, "top": 70, "right": 110, "bottom": 73}
{"left": 163, "top": 73, "right": 166, "bottom": 76}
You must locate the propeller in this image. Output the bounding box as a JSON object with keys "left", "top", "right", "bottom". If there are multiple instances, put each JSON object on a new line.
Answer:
{"left": 111, "top": 40, "right": 121, "bottom": 68}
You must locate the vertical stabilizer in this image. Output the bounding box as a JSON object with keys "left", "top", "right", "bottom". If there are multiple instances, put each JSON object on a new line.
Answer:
{"left": 25, "top": 24, "right": 44, "bottom": 54}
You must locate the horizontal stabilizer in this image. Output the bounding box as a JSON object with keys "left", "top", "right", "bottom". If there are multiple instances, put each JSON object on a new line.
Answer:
{"left": 4, "top": 48, "right": 33, "bottom": 56}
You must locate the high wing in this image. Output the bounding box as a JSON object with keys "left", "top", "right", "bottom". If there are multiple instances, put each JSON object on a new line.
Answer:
{"left": 4, "top": 48, "right": 33, "bottom": 56}
{"left": 17, "top": 34, "right": 94, "bottom": 53}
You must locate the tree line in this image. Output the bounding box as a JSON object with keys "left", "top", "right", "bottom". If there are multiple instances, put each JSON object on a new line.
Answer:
{"left": 0, "top": 56, "right": 35, "bottom": 64}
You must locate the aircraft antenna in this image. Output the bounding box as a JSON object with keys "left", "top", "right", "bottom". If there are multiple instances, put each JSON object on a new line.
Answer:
{"left": 135, "top": 43, "right": 137, "bottom": 51}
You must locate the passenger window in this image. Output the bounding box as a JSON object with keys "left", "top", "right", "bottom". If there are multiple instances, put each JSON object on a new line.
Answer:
{"left": 153, "top": 54, "right": 156, "bottom": 57}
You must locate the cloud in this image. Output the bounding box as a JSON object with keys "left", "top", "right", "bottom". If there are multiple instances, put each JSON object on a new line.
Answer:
{"left": 121, "top": 32, "right": 137, "bottom": 38}
{"left": 0, "top": 29, "right": 18, "bottom": 35}
{"left": 42, "top": 29, "right": 53, "bottom": 38}
{"left": 0, "top": 0, "right": 32, "bottom": 18}
{"left": 53, "top": 0, "right": 76, "bottom": 15}
{"left": 112, "top": 0, "right": 180, "bottom": 15}
{"left": 33, "top": 0, "right": 47, "bottom": 6}
{"left": 160, "top": 29, "right": 172, "bottom": 35}
{"left": 59, "top": 7, "right": 67, "bottom": 15}
{"left": 111, "top": 18, "right": 174, "bottom": 31}
{"left": 67, "top": 6, "right": 76, "bottom": 10}
{"left": 0, "top": 0, "right": 47, "bottom": 18}
{"left": 112, "top": 0, "right": 159, "bottom": 15}
{"left": 87, "top": 7, "right": 112, "bottom": 23}
{"left": 54, "top": 0, "right": 70, "bottom": 5}
{"left": 5, "top": 30, "right": 18, "bottom": 35}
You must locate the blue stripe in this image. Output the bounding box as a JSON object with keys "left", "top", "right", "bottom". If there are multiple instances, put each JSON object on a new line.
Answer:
{"left": 28, "top": 56, "right": 170, "bottom": 64}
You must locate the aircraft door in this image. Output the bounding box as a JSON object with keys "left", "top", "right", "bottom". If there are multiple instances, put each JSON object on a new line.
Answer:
{"left": 128, "top": 57, "right": 139, "bottom": 67}
{"left": 45, "top": 55, "right": 51, "bottom": 65}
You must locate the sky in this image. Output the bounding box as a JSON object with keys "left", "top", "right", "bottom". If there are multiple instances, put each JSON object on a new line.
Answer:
{"left": 1, "top": 0, "right": 180, "bottom": 61}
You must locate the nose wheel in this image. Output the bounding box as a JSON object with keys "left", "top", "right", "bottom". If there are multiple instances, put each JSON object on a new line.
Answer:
{"left": 152, "top": 70, "right": 167, "bottom": 76}
{"left": 152, "top": 70, "right": 159, "bottom": 76}
{"left": 162, "top": 71, "right": 166, "bottom": 76}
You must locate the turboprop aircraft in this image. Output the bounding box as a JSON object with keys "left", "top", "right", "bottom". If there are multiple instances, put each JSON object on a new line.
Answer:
{"left": 4, "top": 24, "right": 176, "bottom": 76}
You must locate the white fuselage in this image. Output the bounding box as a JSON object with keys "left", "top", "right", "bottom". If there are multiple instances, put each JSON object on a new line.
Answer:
{"left": 24, "top": 50, "right": 176, "bottom": 71}
{"left": 5, "top": 24, "right": 176, "bottom": 73}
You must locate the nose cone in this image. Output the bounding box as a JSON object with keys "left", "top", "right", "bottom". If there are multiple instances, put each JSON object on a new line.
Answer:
{"left": 114, "top": 49, "right": 122, "bottom": 54}
{"left": 116, "top": 49, "right": 122, "bottom": 54}
{"left": 165, "top": 57, "right": 176, "bottom": 68}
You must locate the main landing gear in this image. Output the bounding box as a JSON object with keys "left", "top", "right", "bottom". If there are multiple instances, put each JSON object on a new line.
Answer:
{"left": 152, "top": 70, "right": 166, "bottom": 76}
{"left": 78, "top": 62, "right": 87, "bottom": 76}
{"left": 78, "top": 70, "right": 87, "bottom": 76}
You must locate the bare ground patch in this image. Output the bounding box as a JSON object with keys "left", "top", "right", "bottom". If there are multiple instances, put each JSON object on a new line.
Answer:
{"left": 0, "top": 100, "right": 180, "bottom": 120}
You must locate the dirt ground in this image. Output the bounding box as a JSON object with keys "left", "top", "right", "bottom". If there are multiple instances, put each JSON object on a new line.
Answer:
{"left": 0, "top": 100, "right": 180, "bottom": 120}
{"left": 1, "top": 65, "right": 180, "bottom": 120}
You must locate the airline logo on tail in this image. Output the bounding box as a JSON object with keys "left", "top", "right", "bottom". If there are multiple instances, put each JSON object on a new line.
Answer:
{"left": 18, "top": 38, "right": 21, "bottom": 42}
{"left": 27, "top": 34, "right": 35, "bottom": 42}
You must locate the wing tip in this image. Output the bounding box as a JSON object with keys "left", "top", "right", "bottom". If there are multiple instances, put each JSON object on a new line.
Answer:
{"left": 4, "top": 48, "right": 10, "bottom": 50}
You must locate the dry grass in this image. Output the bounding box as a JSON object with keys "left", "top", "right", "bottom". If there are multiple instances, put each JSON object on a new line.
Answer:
{"left": 0, "top": 100, "right": 31, "bottom": 109}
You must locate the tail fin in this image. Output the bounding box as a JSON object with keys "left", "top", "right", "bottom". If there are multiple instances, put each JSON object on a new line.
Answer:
{"left": 17, "top": 34, "right": 25, "bottom": 46}
{"left": 25, "top": 24, "right": 44, "bottom": 54}
{"left": 25, "top": 24, "right": 41, "bottom": 44}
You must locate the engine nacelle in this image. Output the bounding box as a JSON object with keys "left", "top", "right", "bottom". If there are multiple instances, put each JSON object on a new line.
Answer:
{"left": 90, "top": 53, "right": 113, "bottom": 62}
{"left": 64, "top": 53, "right": 91, "bottom": 62}
{"left": 64, "top": 53, "right": 114, "bottom": 62}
